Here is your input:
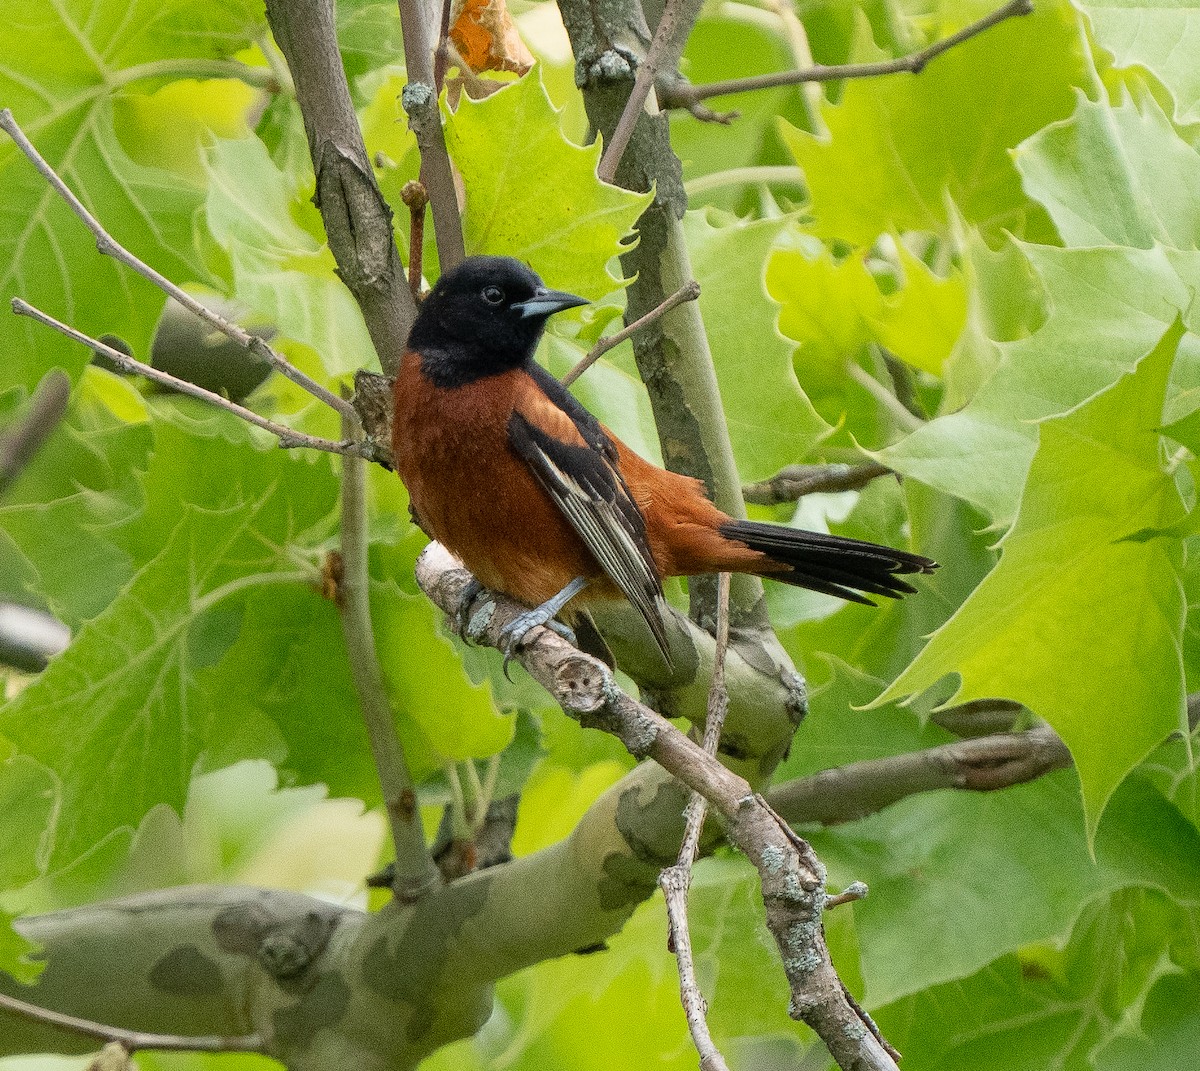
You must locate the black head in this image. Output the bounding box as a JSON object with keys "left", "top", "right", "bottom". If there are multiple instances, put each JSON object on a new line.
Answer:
{"left": 408, "top": 256, "right": 587, "bottom": 387}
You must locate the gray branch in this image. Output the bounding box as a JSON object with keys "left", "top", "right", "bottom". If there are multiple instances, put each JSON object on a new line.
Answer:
{"left": 264, "top": 0, "right": 418, "bottom": 377}
{"left": 415, "top": 542, "right": 900, "bottom": 1071}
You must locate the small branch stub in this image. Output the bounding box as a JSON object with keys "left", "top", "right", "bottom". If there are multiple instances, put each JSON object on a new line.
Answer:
{"left": 401, "top": 180, "right": 430, "bottom": 300}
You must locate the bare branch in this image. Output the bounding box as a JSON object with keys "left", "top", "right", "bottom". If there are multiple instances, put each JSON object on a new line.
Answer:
{"left": 433, "top": 0, "right": 454, "bottom": 94}
{"left": 0, "top": 368, "right": 69, "bottom": 496}
{"left": 768, "top": 726, "right": 1072, "bottom": 827}
{"left": 597, "top": 0, "right": 690, "bottom": 185}
{"left": 415, "top": 544, "right": 900, "bottom": 1071}
{"left": 264, "top": 0, "right": 418, "bottom": 378}
{"left": 0, "top": 992, "right": 262, "bottom": 1054}
{"left": 338, "top": 414, "right": 441, "bottom": 902}
{"left": 0, "top": 108, "right": 356, "bottom": 421}
{"left": 661, "top": 571, "right": 732, "bottom": 1071}
{"left": 561, "top": 280, "right": 700, "bottom": 387}
{"left": 396, "top": 0, "right": 467, "bottom": 270}
{"left": 11, "top": 300, "right": 365, "bottom": 457}
{"left": 660, "top": 0, "right": 1034, "bottom": 109}
{"left": 742, "top": 461, "right": 892, "bottom": 507}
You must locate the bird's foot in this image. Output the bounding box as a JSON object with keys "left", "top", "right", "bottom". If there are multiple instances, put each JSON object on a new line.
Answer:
{"left": 454, "top": 578, "right": 485, "bottom": 638}
{"left": 500, "top": 610, "right": 577, "bottom": 680}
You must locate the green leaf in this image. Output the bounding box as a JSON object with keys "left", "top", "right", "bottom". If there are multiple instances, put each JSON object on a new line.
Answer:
{"left": 0, "top": 409, "right": 340, "bottom": 871}
{"left": 877, "top": 320, "right": 1189, "bottom": 831}
{"left": 444, "top": 69, "right": 652, "bottom": 299}
{"left": 869, "top": 240, "right": 967, "bottom": 377}
{"left": 204, "top": 136, "right": 376, "bottom": 378}
{"left": 780, "top": 1, "right": 1086, "bottom": 243}
{"left": 808, "top": 768, "right": 1200, "bottom": 1009}
{"left": 1096, "top": 972, "right": 1200, "bottom": 1071}
{"left": 672, "top": 14, "right": 809, "bottom": 215}
{"left": 0, "top": 505, "right": 303, "bottom": 871}
{"left": 1082, "top": 0, "right": 1200, "bottom": 123}
{"left": 880, "top": 245, "right": 1200, "bottom": 522}
{"left": 374, "top": 589, "right": 512, "bottom": 764}
{"left": 876, "top": 887, "right": 1196, "bottom": 1070}
{"left": 0, "top": 749, "right": 57, "bottom": 890}
{"left": 766, "top": 239, "right": 897, "bottom": 447}
{"left": 0, "top": 369, "right": 150, "bottom": 626}
{"left": 684, "top": 210, "right": 832, "bottom": 481}
{"left": 0, "top": 909, "right": 40, "bottom": 984}
{"left": 1014, "top": 90, "right": 1200, "bottom": 249}
{"left": 0, "top": 0, "right": 264, "bottom": 392}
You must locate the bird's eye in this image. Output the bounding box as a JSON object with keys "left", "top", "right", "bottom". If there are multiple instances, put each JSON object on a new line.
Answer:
{"left": 482, "top": 286, "right": 504, "bottom": 305}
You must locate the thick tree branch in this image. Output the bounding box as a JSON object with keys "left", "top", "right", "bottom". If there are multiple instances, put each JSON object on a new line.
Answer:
{"left": 768, "top": 726, "right": 1072, "bottom": 827}
{"left": 11, "top": 301, "right": 364, "bottom": 458}
{"left": 338, "top": 417, "right": 441, "bottom": 901}
{"left": 0, "top": 109, "right": 355, "bottom": 420}
{"left": 597, "top": 0, "right": 690, "bottom": 184}
{"left": 415, "top": 543, "right": 899, "bottom": 1071}
{"left": 659, "top": 0, "right": 1034, "bottom": 110}
{"left": 396, "top": 0, "right": 467, "bottom": 271}
{"left": 557, "top": 0, "right": 774, "bottom": 635}
{"left": 264, "top": 0, "right": 418, "bottom": 378}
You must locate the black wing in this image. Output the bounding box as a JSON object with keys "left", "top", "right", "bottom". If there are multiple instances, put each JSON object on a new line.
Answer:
{"left": 509, "top": 370, "right": 672, "bottom": 664}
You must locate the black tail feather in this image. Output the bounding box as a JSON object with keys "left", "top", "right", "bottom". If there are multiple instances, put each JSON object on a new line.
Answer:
{"left": 719, "top": 520, "right": 937, "bottom": 604}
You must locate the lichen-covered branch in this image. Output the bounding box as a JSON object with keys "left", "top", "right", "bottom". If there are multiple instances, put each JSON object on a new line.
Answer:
{"left": 743, "top": 461, "right": 892, "bottom": 507}
{"left": 415, "top": 542, "right": 900, "bottom": 1070}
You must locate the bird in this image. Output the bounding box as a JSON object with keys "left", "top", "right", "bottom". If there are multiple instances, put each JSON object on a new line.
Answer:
{"left": 392, "top": 255, "right": 937, "bottom": 668}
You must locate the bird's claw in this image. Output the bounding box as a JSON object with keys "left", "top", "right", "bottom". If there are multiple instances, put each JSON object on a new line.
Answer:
{"left": 499, "top": 610, "right": 576, "bottom": 680}
{"left": 454, "top": 578, "right": 485, "bottom": 637}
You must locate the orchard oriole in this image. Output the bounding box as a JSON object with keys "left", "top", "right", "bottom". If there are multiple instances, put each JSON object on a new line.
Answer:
{"left": 392, "top": 256, "right": 936, "bottom": 666}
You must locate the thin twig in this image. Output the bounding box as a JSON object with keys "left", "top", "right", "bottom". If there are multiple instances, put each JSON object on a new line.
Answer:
{"left": 396, "top": 0, "right": 466, "bottom": 270}
{"left": 561, "top": 280, "right": 700, "bottom": 387}
{"left": 742, "top": 461, "right": 891, "bottom": 507}
{"left": 597, "top": 0, "right": 689, "bottom": 184}
{"left": 684, "top": 166, "right": 803, "bottom": 197}
{"left": 433, "top": 0, "right": 454, "bottom": 95}
{"left": 826, "top": 881, "right": 869, "bottom": 909}
{"left": 660, "top": 571, "right": 731, "bottom": 1071}
{"left": 0, "top": 368, "right": 70, "bottom": 496}
{"left": 0, "top": 992, "right": 262, "bottom": 1053}
{"left": 338, "top": 412, "right": 440, "bottom": 902}
{"left": 401, "top": 180, "right": 429, "bottom": 300}
{"left": 846, "top": 363, "right": 923, "bottom": 433}
{"left": 660, "top": 0, "right": 1033, "bottom": 108}
{"left": 0, "top": 109, "right": 356, "bottom": 423}
{"left": 11, "top": 300, "right": 364, "bottom": 458}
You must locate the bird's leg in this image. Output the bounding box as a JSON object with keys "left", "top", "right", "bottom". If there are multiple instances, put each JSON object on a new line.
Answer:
{"left": 500, "top": 576, "right": 588, "bottom": 671}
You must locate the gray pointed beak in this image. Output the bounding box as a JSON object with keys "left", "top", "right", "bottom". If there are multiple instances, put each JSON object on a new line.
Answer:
{"left": 513, "top": 287, "right": 589, "bottom": 319}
